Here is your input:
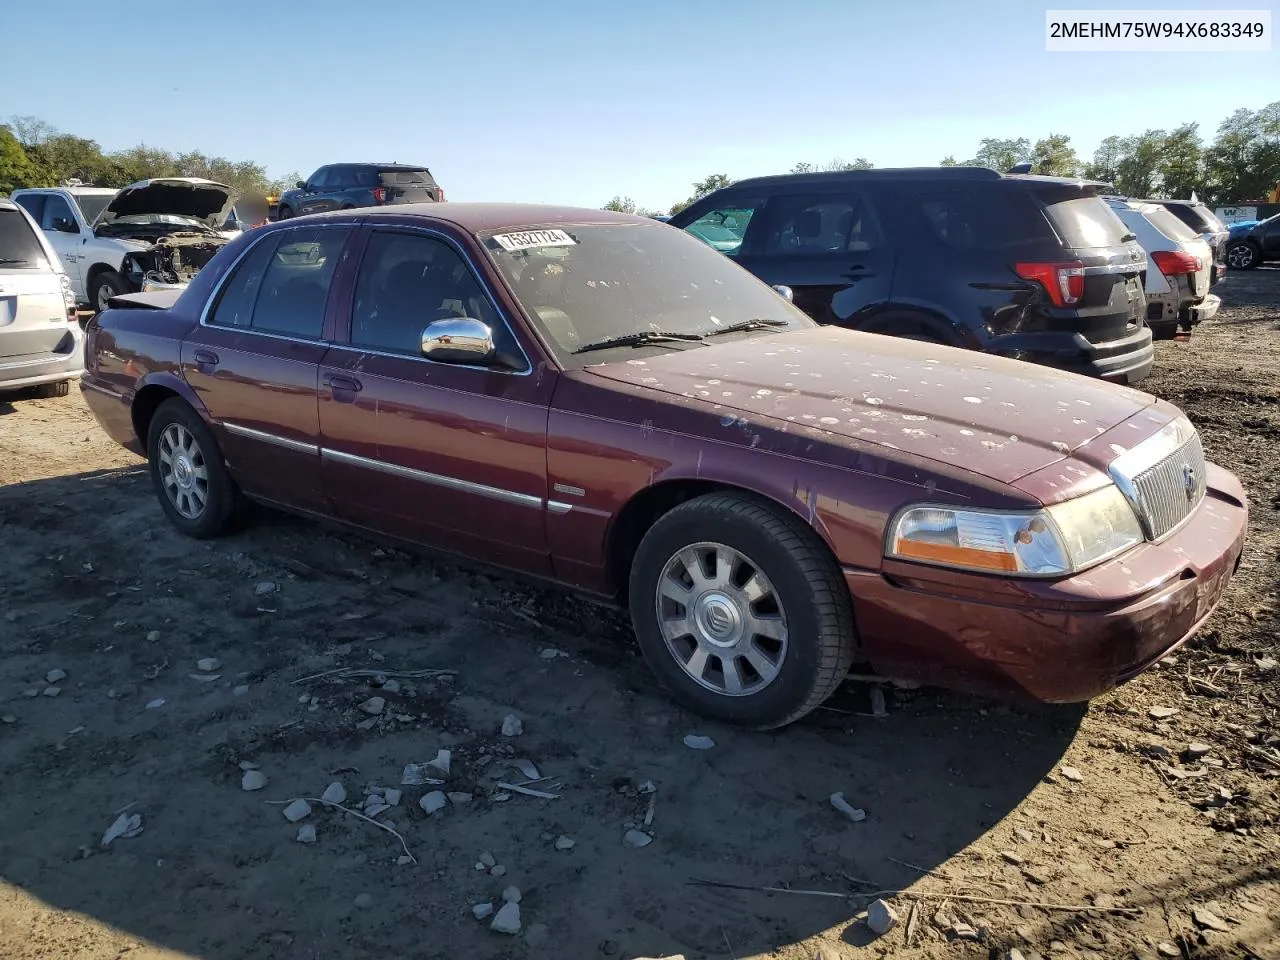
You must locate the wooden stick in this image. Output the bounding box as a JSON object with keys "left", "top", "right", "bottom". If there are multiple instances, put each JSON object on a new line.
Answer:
{"left": 292, "top": 666, "right": 456, "bottom": 684}
{"left": 863, "top": 889, "right": 1142, "bottom": 916}
{"left": 888, "top": 856, "right": 954, "bottom": 881}
{"left": 688, "top": 878, "right": 852, "bottom": 900}
{"left": 495, "top": 782, "right": 560, "bottom": 799}
{"left": 266, "top": 797, "right": 416, "bottom": 863}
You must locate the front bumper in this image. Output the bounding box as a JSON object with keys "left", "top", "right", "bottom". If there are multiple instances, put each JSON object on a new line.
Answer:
{"left": 1183, "top": 293, "right": 1220, "bottom": 328}
{"left": 845, "top": 462, "right": 1248, "bottom": 703}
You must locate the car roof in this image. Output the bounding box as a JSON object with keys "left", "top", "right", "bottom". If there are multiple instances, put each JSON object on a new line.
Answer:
{"left": 720, "top": 167, "right": 1113, "bottom": 191}
{"left": 359, "top": 202, "right": 649, "bottom": 232}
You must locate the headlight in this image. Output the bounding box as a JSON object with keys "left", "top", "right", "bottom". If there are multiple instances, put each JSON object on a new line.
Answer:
{"left": 886, "top": 484, "right": 1143, "bottom": 577}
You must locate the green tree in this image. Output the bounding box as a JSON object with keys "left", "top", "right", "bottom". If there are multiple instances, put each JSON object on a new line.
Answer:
{"left": 1114, "top": 130, "right": 1167, "bottom": 197}
{"left": 966, "top": 137, "right": 1031, "bottom": 172}
{"left": 0, "top": 126, "right": 41, "bottom": 193}
{"left": 1157, "top": 123, "right": 1204, "bottom": 200}
{"left": 939, "top": 155, "right": 957, "bottom": 166}
{"left": 670, "top": 173, "right": 734, "bottom": 215}
{"left": 603, "top": 195, "right": 638, "bottom": 213}
{"left": 792, "top": 158, "right": 873, "bottom": 173}
{"left": 1030, "top": 134, "right": 1080, "bottom": 177}
{"left": 1083, "top": 135, "right": 1130, "bottom": 184}
{"left": 1204, "top": 102, "right": 1280, "bottom": 203}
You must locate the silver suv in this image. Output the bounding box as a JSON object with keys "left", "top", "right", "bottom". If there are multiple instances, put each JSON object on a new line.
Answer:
{"left": 0, "top": 198, "right": 84, "bottom": 398}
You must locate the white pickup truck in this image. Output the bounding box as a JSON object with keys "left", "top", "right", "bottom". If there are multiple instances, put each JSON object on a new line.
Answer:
{"left": 9, "top": 178, "right": 237, "bottom": 312}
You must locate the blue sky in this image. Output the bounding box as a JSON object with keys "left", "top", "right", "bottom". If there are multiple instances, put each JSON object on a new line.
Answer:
{"left": 3, "top": 0, "right": 1276, "bottom": 209}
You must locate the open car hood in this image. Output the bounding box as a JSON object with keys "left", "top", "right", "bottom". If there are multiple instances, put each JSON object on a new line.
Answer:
{"left": 94, "top": 178, "right": 238, "bottom": 227}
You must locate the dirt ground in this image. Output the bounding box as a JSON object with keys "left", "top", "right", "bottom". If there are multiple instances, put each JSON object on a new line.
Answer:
{"left": 1, "top": 272, "right": 1277, "bottom": 960}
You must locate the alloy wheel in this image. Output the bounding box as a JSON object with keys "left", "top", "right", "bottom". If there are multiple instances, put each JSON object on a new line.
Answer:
{"left": 157, "top": 422, "right": 209, "bottom": 520}
{"left": 654, "top": 541, "right": 789, "bottom": 697}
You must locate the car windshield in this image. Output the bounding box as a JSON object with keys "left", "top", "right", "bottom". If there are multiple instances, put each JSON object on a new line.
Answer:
{"left": 479, "top": 221, "right": 814, "bottom": 366}
{"left": 72, "top": 193, "right": 115, "bottom": 224}
{"left": 0, "top": 209, "right": 49, "bottom": 266}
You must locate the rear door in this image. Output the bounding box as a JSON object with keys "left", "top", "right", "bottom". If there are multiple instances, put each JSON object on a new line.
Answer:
{"left": 0, "top": 207, "right": 70, "bottom": 362}
{"left": 182, "top": 224, "right": 355, "bottom": 512}
{"left": 1260, "top": 214, "right": 1280, "bottom": 259}
{"left": 736, "top": 190, "right": 894, "bottom": 326}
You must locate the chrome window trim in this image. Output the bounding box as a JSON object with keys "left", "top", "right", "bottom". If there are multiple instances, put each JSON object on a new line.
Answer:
{"left": 223, "top": 422, "right": 319, "bottom": 455}
{"left": 197, "top": 223, "right": 353, "bottom": 343}
{"left": 320, "top": 447, "right": 542, "bottom": 509}
{"left": 347, "top": 224, "right": 533, "bottom": 377}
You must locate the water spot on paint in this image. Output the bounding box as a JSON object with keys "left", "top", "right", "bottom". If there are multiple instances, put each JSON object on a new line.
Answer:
{"left": 1109, "top": 444, "right": 1127, "bottom": 455}
{"left": 865, "top": 397, "right": 884, "bottom": 406}
{"left": 755, "top": 388, "right": 773, "bottom": 396}
{"left": 1076, "top": 399, "right": 1091, "bottom": 406}
{"left": 902, "top": 428, "right": 928, "bottom": 439}
{"left": 941, "top": 447, "right": 958, "bottom": 456}
{"left": 697, "top": 390, "right": 710, "bottom": 397}
{"left": 981, "top": 440, "right": 1002, "bottom": 450}
{"left": 858, "top": 427, "right": 878, "bottom": 435}
{"left": 722, "top": 392, "right": 734, "bottom": 397}
{"left": 960, "top": 429, "right": 975, "bottom": 436}
{"left": 902, "top": 414, "right": 928, "bottom": 421}
{"left": 1072, "top": 417, "right": 1086, "bottom": 425}
{"left": 626, "top": 360, "right": 647, "bottom": 366}
{"left": 819, "top": 416, "right": 840, "bottom": 425}
{"left": 962, "top": 396, "right": 982, "bottom": 404}
{"left": 1009, "top": 435, "right": 1019, "bottom": 442}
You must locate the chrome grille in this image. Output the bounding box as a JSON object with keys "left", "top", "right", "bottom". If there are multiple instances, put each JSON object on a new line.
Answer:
{"left": 1114, "top": 431, "right": 1207, "bottom": 540}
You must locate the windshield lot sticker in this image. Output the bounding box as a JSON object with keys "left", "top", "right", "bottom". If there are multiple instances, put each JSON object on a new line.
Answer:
{"left": 492, "top": 229, "right": 577, "bottom": 252}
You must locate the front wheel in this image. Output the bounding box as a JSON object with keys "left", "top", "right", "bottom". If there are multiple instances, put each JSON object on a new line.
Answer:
{"left": 146, "top": 398, "right": 244, "bottom": 538}
{"left": 1226, "top": 240, "right": 1260, "bottom": 270}
{"left": 628, "top": 492, "right": 857, "bottom": 729}
{"left": 91, "top": 270, "right": 127, "bottom": 314}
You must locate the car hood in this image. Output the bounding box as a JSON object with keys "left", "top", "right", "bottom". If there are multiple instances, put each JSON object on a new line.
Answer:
{"left": 94, "top": 178, "right": 237, "bottom": 227}
{"left": 583, "top": 326, "right": 1157, "bottom": 485}
{"left": 1228, "top": 221, "right": 1259, "bottom": 237}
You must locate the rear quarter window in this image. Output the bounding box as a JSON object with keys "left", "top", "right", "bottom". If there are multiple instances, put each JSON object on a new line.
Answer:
{"left": 1038, "top": 193, "right": 1131, "bottom": 249}
{"left": 0, "top": 208, "right": 49, "bottom": 265}
{"left": 1143, "top": 206, "right": 1200, "bottom": 243}
{"left": 913, "top": 188, "right": 1056, "bottom": 250}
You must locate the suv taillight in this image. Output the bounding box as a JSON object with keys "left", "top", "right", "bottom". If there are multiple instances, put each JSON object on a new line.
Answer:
{"left": 1150, "top": 250, "right": 1202, "bottom": 276}
{"left": 1013, "top": 261, "right": 1085, "bottom": 307}
{"left": 59, "top": 273, "right": 77, "bottom": 323}
{"left": 437, "top": 186, "right": 446, "bottom": 202}
{"left": 372, "top": 186, "right": 387, "bottom": 203}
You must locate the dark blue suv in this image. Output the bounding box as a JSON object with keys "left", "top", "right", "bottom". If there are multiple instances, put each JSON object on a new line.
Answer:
{"left": 276, "top": 163, "right": 444, "bottom": 219}
{"left": 667, "top": 167, "right": 1154, "bottom": 384}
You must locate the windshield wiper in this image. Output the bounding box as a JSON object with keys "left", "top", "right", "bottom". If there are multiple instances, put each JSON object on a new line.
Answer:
{"left": 705, "top": 318, "right": 790, "bottom": 337}
{"left": 572, "top": 331, "right": 706, "bottom": 354}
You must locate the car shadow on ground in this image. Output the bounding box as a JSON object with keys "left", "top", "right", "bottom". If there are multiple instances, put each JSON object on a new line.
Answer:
{"left": 0, "top": 467, "right": 1085, "bottom": 960}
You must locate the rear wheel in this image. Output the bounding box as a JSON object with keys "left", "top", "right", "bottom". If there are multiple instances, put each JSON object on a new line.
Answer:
{"left": 276, "top": 205, "right": 294, "bottom": 220}
{"left": 1226, "top": 240, "right": 1260, "bottom": 270}
{"left": 628, "top": 492, "right": 857, "bottom": 729}
{"left": 146, "top": 398, "right": 244, "bottom": 539}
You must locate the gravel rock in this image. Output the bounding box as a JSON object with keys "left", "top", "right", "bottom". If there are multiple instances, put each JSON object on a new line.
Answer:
{"left": 1184, "top": 742, "right": 1213, "bottom": 760}
{"left": 501, "top": 714, "right": 524, "bottom": 737}
{"left": 472, "top": 902, "right": 494, "bottom": 920}
{"left": 321, "top": 782, "right": 347, "bottom": 804}
{"left": 623, "top": 829, "right": 653, "bottom": 848}
{"left": 554, "top": 835, "right": 576, "bottom": 851}
{"left": 1157, "top": 944, "right": 1180, "bottom": 958}
{"left": 233, "top": 685, "right": 250, "bottom": 697}
{"left": 490, "top": 864, "right": 507, "bottom": 877}
{"left": 196, "top": 658, "right": 222, "bottom": 672}
{"left": 282, "top": 799, "right": 312, "bottom": 822}
{"left": 426, "top": 749, "right": 452, "bottom": 776}
{"left": 383, "top": 788, "right": 402, "bottom": 806}
{"left": 296, "top": 824, "right": 317, "bottom": 844}
{"left": 1191, "top": 907, "right": 1229, "bottom": 932}
{"left": 502, "top": 885, "right": 522, "bottom": 903}
{"left": 45, "top": 669, "right": 67, "bottom": 684}
{"left": 448, "top": 792, "right": 473, "bottom": 804}
{"left": 1000, "top": 850, "right": 1024, "bottom": 865}
{"left": 419, "top": 791, "right": 447, "bottom": 814}
{"left": 353, "top": 893, "right": 373, "bottom": 909}
{"left": 238, "top": 760, "right": 259, "bottom": 770}
{"left": 241, "top": 770, "right": 268, "bottom": 792}
{"left": 1149, "top": 706, "right": 1180, "bottom": 720}
{"left": 1, "top": 715, "right": 16, "bottom": 724}
{"left": 101, "top": 812, "right": 143, "bottom": 846}
{"left": 490, "top": 901, "right": 521, "bottom": 935}
{"left": 479, "top": 851, "right": 497, "bottom": 868}
{"left": 682, "top": 734, "right": 715, "bottom": 750}
{"left": 145, "top": 698, "right": 165, "bottom": 710}
{"left": 381, "top": 679, "right": 401, "bottom": 694}
{"left": 254, "top": 581, "right": 277, "bottom": 597}
{"left": 1059, "top": 766, "right": 1084, "bottom": 783}
{"left": 830, "top": 791, "right": 867, "bottom": 822}
{"left": 866, "top": 898, "right": 899, "bottom": 935}
{"left": 41, "top": 686, "right": 61, "bottom": 698}
{"left": 359, "top": 697, "right": 385, "bottom": 716}
{"left": 145, "top": 630, "right": 161, "bottom": 643}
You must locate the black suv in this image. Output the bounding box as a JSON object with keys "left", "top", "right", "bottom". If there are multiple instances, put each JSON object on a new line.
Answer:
{"left": 277, "top": 163, "right": 444, "bottom": 220}
{"left": 667, "top": 168, "right": 1153, "bottom": 384}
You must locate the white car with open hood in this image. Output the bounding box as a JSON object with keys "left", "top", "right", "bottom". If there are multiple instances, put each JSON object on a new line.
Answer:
{"left": 9, "top": 178, "right": 238, "bottom": 312}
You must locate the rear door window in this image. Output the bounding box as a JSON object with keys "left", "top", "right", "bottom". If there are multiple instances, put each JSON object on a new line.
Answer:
{"left": 1037, "top": 192, "right": 1131, "bottom": 249}
{"left": 915, "top": 188, "right": 1055, "bottom": 249}
{"left": 251, "top": 228, "right": 351, "bottom": 339}
{"left": 1143, "top": 206, "right": 1200, "bottom": 243}
{"left": 0, "top": 208, "right": 48, "bottom": 265}
{"left": 761, "top": 193, "right": 881, "bottom": 256}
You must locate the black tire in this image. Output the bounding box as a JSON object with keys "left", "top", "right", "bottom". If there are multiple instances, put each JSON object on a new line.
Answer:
{"left": 90, "top": 270, "right": 127, "bottom": 314}
{"left": 628, "top": 492, "right": 857, "bottom": 729}
{"left": 859, "top": 312, "right": 955, "bottom": 346}
{"left": 146, "top": 398, "right": 244, "bottom": 539}
{"left": 1226, "top": 240, "right": 1260, "bottom": 271}
{"left": 276, "top": 205, "right": 294, "bottom": 220}
{"left": 35, "top": 380, "right": 72, "bottom": 398}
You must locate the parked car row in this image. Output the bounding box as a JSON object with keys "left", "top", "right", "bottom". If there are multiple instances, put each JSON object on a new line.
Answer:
{"left": 74, "top": 200, "right": 1248, "bottom": 729}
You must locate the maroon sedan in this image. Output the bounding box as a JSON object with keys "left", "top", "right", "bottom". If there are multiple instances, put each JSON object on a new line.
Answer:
{"left": 80, "top": 204, "right": 1248, "bottom": 728}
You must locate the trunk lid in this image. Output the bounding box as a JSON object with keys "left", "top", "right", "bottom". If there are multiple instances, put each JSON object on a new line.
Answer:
{"left": 0, "top": 208, "right": 70, "bottom": 359}
{"left": 584, "top": 326, "right": 1155, "bottom": 485}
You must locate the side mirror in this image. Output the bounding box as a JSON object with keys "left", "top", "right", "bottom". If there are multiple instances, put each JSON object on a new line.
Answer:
{"left": 296, "top": 180, "right": 307, "bottom": 189}
{"left": 772, "top": 284, "right": 794, "bottom": 302}
{"left": 52, "top": 217, "right": 79, "bottom": 234}
{"left": 421, "top": 317, "right": 495, "bottom": 364}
